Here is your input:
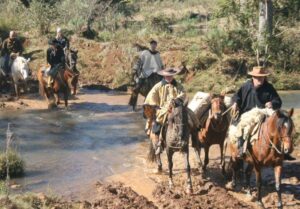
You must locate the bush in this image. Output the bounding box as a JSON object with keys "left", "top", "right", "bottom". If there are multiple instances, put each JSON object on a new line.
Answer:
{"left": 0, "top": 150, "right": 25, "bottom": 179}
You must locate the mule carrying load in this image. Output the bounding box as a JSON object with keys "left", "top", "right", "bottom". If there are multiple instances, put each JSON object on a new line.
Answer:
{"left": 189, "top": 92, "right": 232, "bottom": 173}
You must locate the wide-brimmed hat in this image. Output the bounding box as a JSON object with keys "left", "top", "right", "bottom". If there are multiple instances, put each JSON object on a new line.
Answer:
{"left": 248, "top": 66, "right": 270, "bottom": 77}
{"left": 157, "top": 68, "right": 182, "bottom": 76}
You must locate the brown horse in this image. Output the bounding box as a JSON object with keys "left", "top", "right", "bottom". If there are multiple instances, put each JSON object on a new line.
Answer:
{"left": 192, "top": 94, "right": 230, "bottom": 173}
{"left": 228, "top": 109, "right": 295, "bottom": 209}
{"left": 65, "top": 49, "right": 79, "bottom": 95}
{"left": 38, "top": 67, "right": 76, "bottom": 108}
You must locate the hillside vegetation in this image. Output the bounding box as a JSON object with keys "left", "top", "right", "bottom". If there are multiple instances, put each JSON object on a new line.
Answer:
{"left": 0, "top": 0, "right": 299, "bottom": 93}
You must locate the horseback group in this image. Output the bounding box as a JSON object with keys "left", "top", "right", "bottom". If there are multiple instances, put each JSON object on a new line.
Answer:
{"left": 38, "top": 27, "right": 79, "bottom": 108}
{"left": 0, "top": 28, "right": 79, "bottom": 107}
{"left": 0, "top": 31, "right": 30, "bottom": 97}
{"left": 130, "top": 39, "right": 295, "bottom": 208}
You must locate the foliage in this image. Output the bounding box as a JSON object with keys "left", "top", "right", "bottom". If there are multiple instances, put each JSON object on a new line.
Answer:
{"left": 0, "top": 150, "right": 25, "bottom": 179}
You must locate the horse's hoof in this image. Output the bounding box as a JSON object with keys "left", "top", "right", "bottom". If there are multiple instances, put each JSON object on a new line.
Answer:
{"left": 168, "top": 180, "right": 174, "bottom": 189}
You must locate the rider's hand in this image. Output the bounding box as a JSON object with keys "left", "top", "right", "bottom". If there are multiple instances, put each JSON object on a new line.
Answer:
{"left": 232, "top": 102, "right": 238, "bottom": 112}
{"left": 265, "top": 102, "right": 273, "bottom": 108}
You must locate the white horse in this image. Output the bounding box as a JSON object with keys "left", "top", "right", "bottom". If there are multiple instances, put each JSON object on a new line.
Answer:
{"left": 11, "top": 56, "right": 31, "bottom": 98}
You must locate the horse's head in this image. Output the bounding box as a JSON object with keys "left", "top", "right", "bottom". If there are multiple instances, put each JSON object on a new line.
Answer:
{"left": 12, "top": 57, "right": 30, "bottom": 81}
{"left": 65, "top": 48, "right": 78, "bottom": 72}
{"left": 272, "top": 109, "right": 295, "bottom": 154}
{"left": 210, "top": 94, "right": 226, "bottom": 121}
{"left": 167, "top": 100, "right": 189, "bottom": 148}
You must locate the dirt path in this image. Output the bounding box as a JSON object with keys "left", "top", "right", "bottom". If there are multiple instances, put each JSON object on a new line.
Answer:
{"left": 1, "top": 90, "right": 299, "bottom": 208}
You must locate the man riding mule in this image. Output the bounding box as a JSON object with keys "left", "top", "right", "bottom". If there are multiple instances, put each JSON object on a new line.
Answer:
{"left": 231, "top": 66, "right": 295, "bottom": 160}
{"left": 144, "top": 68, "right": 198, "bottom": 155}
{"left": 129, "top": 39, "right": 164, "bottom": 110}
{"left": 0, "top": 31, "right": 23, "bottom": 77}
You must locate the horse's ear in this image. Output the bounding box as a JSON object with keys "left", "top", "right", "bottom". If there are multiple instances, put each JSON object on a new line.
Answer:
{"left": 288, "top": 108, "right": 294, "bottom": 117}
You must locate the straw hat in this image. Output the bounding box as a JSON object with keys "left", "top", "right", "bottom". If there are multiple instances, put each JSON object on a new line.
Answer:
{"left": 248, "top": 66, "right": 270, "bottom": 77}
{"left": 157, "top": 68, "right": 182, "bottom": 76}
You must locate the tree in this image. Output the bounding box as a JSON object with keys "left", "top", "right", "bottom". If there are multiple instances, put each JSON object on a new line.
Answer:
{"left": 258, "top": 0, "right": 273, "bottom": 49}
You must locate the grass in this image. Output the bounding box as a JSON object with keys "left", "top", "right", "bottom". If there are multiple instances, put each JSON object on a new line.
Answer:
{"left": 0, "top": 150, "right": 25, "bottom": 180}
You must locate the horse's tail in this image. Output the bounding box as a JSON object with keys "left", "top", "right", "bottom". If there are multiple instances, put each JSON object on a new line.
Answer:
{"left": 147, "top": 141, "right": 156, "bottom": 162}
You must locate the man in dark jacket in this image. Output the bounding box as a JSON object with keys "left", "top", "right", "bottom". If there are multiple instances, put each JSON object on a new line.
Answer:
{"left": 46, "top": 39, "right": 65, "bottom": 89}
{"left": 1, "top": 31, "right": 23, "bottom": 75}
{"left": 232, "top": 66, "right": 295, "bottom": 160}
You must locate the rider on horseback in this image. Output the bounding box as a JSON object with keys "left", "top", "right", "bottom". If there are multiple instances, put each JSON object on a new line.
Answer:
{"left": 231, "top": 66, "right": 296, "bottom": 159}
{"left": 1, "top": 31, "right": 23, "bottom": 76}
{"left": 129, "top": 39, "right": 164, "bottom": 108}
{"left": 144, "top": 68, "right": 186, "bottom": 154}
{"left": 46, "top": 38, "right": 65, "bottom": 89}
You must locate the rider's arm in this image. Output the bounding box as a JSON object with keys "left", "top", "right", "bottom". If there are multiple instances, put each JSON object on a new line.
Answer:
{"left": 46, "top": 49, "right": 52, "bottom": 65}
{"left": 1, "top": 40, "right": 8, "bottom": 56}
{"left": 16, "top": 39, "right": 24, "bottom": 55}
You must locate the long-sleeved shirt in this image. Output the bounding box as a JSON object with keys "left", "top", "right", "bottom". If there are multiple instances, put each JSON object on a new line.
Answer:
{"left": 46, "top": 47, "right": 65, "bottom": 67}
{"left": 55, "top": 35, "right": 69, "bottom": 49}
{"left": 135, "top": 50, "right": 164, "bottom": 78}
{"left": 232, "top": 79, "right": 282, "bottom": 114}
{"left": 144, "top": 79, "right": 186, "bottom": 124}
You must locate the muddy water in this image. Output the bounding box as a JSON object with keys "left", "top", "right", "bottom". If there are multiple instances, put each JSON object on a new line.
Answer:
{"left": 0, "top": 90, "right": 299, "bottom": 201}
{"left": 0, "top": 90, "right": 146, "bottom": 200}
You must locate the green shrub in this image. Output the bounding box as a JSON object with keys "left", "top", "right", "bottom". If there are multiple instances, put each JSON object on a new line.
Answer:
{"left": 0, "top": 150, "right": 25, "bottom": 179}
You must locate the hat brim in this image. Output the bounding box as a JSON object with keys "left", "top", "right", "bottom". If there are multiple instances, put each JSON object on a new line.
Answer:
{"left": 248, "top": 72, "right": 270, "bottom": 77}
{"left": 157, "top": 68, "right": 182, "bottom": 76}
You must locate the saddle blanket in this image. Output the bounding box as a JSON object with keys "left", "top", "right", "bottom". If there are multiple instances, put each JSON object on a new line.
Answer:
{"left": 228, "top": 107, "right": 275, "bottom": 144}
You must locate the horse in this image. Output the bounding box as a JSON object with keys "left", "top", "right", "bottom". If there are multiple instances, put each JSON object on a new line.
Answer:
{"left": 37, "top": 50, "right": 78, "bottom": 108}
{"left": 147, "top": 102, "right": 193, "bottom": 194}
{"left": 129, "top": 73, "right": 162, "bottom": 111}
{"left": 227, "top": 109, "right": 295, "bottom": 209}
{"left": 65, "top": 48, "right": 79, "bottom": 95}
{"left": 192, "top": 94, "right": 230, "bottom": 173}
{"left": 11, "top": 56, "right": 31, "bottom": 98}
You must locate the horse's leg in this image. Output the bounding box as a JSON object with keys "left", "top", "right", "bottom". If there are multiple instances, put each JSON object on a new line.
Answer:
{"left": 64, "top": 89, "right": 68, "bottom": 107}
{"left": 14, "top": 83, "right": 19, "bottom": 98}
{"left": 202, "top": 145, "right": 209, "bottom": 172}
{"left": 167, "top": 148, "right": 174, "bottom": 188}
{"left": 156, "top": 153, "right": 162, "bottom": 173}
{"left": 274, "top": 165, "right": 283, "bottom": 209}
{"left": 54, "top": 93, "right": 60, "bottom": 105}
{"left": 193, "top": 147, "right": 202, "bottom": 173}
{"left": 192, "top": 131, "right": 202, "bottom": 172}
{"left": 231, "top": 157, "right": 239, "bottom": 189}
{"left": 220, "top": 143, "right": 224, "bottom": 168}
{"left": 245, "top": 163, "right": 253, "bottom": 197}
{"left": 254, "top": 166, "right": 265, "bottom": 208}
{"left": 185, "top": 148, "right": 193, "bottom": 194}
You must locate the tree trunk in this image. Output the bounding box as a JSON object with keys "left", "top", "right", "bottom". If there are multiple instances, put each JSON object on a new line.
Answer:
{"left": 258, "top": 0, "right": 273, "bottom": 48}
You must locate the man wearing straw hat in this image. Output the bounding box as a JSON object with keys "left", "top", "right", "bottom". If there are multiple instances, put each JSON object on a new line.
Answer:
{"left": 144, "top": 68, "right": 186, "bottom": 154}
{"left": 232, "top": 66, "right": 295, "bottom": 160}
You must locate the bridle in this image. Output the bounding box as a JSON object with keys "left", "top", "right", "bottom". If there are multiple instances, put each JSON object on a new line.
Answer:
{"left": 261, "top": 116, "right": 293, "bottom": 155}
